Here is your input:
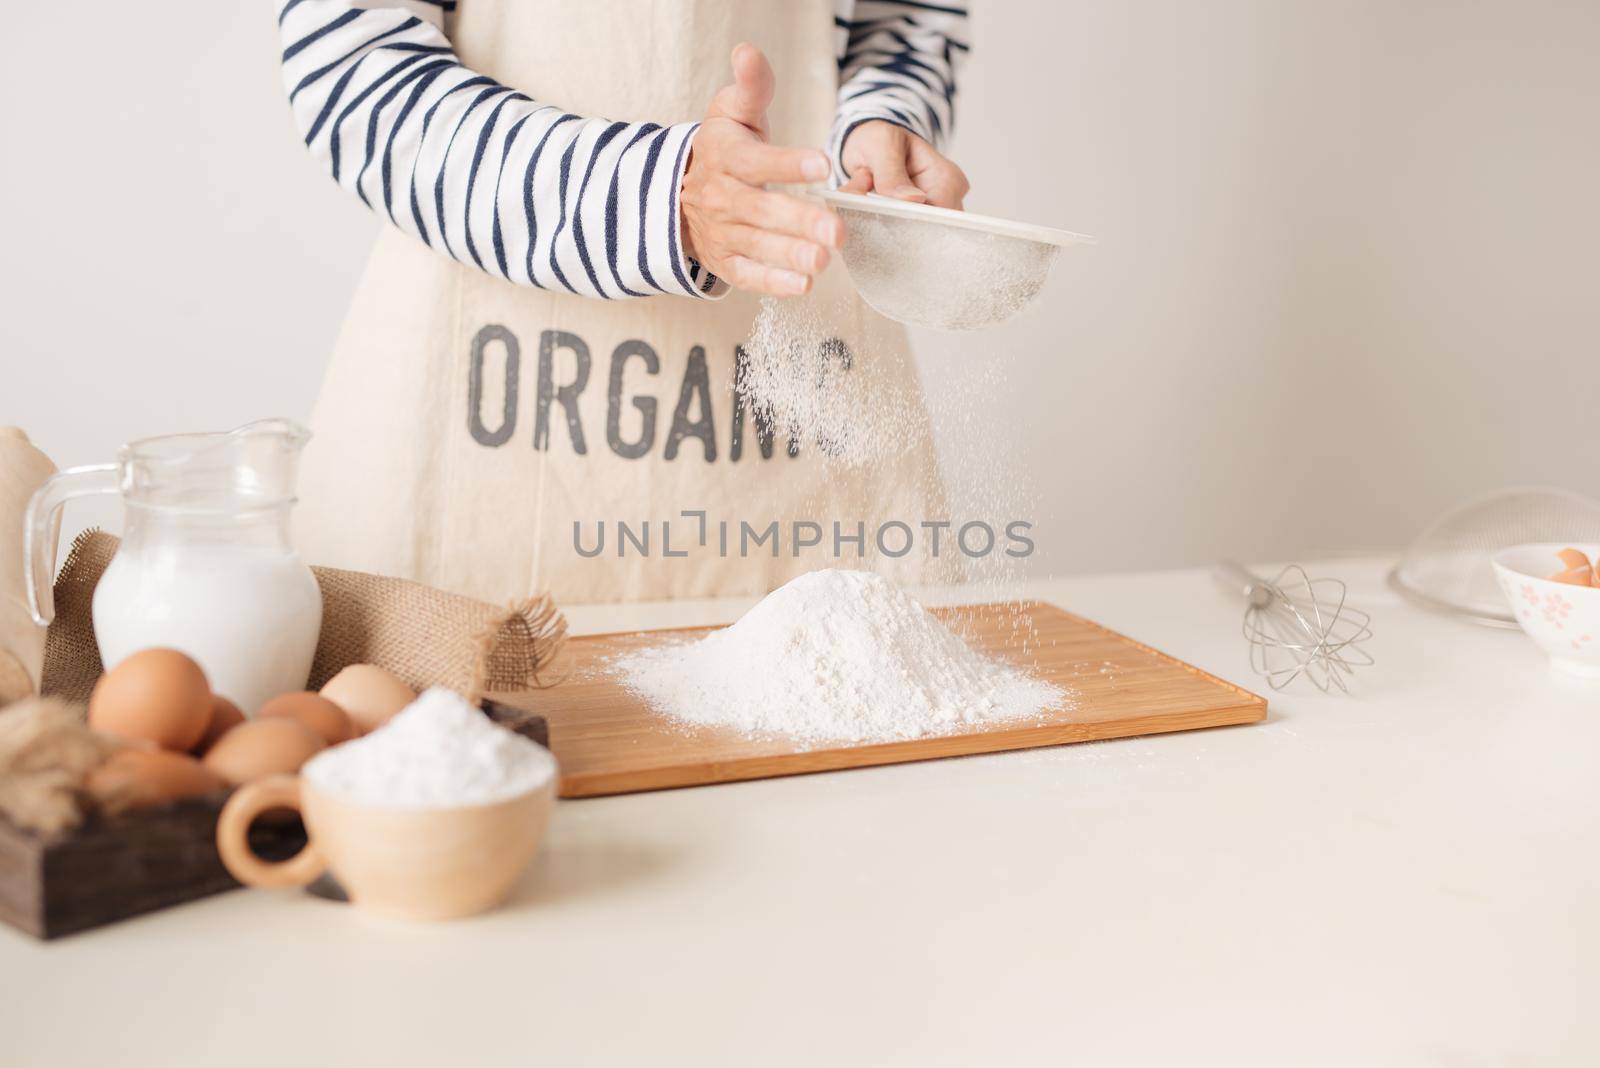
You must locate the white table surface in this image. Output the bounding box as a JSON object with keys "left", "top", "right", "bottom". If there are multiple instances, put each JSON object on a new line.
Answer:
{"left": 4, "top": 558, "right": 1596, "bottom": 1066}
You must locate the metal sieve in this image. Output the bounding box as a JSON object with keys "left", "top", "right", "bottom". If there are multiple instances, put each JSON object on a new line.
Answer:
{"left": 815, "top": 190, "right": 1094, "bottom": 331}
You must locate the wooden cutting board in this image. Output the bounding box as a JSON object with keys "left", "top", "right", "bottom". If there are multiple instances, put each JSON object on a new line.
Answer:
{"left": 507, "top": 601, "right": 1266, "bottom": 798}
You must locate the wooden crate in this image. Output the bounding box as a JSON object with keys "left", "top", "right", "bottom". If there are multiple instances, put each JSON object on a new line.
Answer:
{"left": 0, "top": 796, "right": 304, "bottom": 940}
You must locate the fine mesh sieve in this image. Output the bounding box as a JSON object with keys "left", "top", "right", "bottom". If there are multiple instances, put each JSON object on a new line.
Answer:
{"left": 814, "top": 190, "right": 1094, "bottom": 331}
{"left": 1389, "top": 486, "right": 1600, "bottom": 627}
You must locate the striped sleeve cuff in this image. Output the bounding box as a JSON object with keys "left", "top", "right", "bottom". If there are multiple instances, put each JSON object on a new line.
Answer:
{"left": 649, "top": 122, "right": 729, "bottom": 300}
{"left": 599, "top": 119, "right": 726, "bottom": 299}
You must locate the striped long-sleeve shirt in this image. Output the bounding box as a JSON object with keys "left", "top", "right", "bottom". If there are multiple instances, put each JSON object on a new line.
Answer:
{"left": 276, "top": 0, "right": 968, "bottom": 300}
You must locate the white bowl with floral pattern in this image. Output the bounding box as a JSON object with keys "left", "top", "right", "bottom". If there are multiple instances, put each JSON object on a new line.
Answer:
{"left": 1493, "top": 543, "right": 1600, "bottom": 677}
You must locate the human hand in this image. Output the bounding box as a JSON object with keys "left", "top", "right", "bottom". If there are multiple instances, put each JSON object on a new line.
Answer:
{"left": 839, "top": 120, "right": 970, "bottom": 210}
{"left": 680, "top": 43, "right": 844, "bottom": 296}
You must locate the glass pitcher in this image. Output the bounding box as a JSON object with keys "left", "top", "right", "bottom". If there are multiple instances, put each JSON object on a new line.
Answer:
{"left": 26, "top": 419, "right": 323, "bottom": 713}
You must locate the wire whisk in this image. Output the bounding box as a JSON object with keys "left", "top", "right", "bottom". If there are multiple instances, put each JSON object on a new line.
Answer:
{"left": 1215, "top": 561, "right": 1374, "bottom": 693}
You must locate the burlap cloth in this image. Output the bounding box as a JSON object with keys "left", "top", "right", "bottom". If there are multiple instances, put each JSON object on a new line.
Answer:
{"left": 41, "top": 531, "right": 567, "bottom": 706}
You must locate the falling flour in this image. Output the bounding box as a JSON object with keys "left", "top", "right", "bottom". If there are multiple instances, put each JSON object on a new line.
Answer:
{"left": 736, "top": 294, "right": 923, "bottom": 469}
{"left": 730, "top": 210, "right": 1061, "bottom": 625}
{"left": 614, "top": 569, "right": 1066, "bottom": 745}
{"left": 303, "top": 687, "right": 556, "bottom": 808}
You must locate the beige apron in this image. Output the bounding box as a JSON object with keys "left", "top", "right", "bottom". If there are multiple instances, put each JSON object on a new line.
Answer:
{"left": 297, "top": 0, "right": 947, "bottom": 604}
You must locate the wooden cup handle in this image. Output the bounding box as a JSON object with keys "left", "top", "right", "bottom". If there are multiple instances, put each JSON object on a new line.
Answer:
{"left": 216, "top": 775, "right": 326, "bottom": 889}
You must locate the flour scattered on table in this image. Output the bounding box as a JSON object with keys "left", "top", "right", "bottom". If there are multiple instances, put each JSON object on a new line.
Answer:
{"left": 613, "top": 569, "right": 1067, "bottom": 745}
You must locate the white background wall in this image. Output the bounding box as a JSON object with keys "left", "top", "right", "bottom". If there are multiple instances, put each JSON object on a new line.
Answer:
{"left": 5, "top": 1, "right": 1597, "bottom": 577}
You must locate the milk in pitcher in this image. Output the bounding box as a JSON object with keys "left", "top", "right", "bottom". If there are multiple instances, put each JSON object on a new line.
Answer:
{"left": 26, "top": 420, "right": 324, "bottom": 712}
{"left": 94, "top": 542, "right": 322, "bottom": 712}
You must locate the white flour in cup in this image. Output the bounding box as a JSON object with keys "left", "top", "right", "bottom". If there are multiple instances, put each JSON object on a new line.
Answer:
{"left": 303, "top": 687, "right": 555, "bottom": 808}
{"left": 613, "top": 569, "right": 1065, "bottom": 745}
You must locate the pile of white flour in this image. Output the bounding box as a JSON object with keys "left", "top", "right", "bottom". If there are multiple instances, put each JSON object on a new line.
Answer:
{"left": 303, "top": 687, "right": 555, "bottom": 808}
{"left": 614, "top": 569, "right": 1064, "bottom": 745}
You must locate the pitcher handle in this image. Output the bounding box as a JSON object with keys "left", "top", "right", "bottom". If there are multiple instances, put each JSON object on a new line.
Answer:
{"left": 24, "top": 464, "right": 119, "bottom": 626}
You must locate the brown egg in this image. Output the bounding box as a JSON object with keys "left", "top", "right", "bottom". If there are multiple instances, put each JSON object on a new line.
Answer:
{"left": 89, "top": 648, "right": 212, "bottom": 751}
{"left": 86, "top": 748, "right": 227, "bottom": 814}
{"left": 193, "top": 695, "right": 246, "bottom": 754}
{"left": 203, "top": 718, "right": 327, "bottom": 786}
{"left": 1556, "top": 547, "right": 1593, "bottom": 572}
{"left": 320, "top": 664, "right": 416, "bottom": 735}
{"left": 258, "top": 691, "right": 353, "bottom": 745}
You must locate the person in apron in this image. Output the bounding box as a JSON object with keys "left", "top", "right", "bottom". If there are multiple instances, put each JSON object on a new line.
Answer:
{"left": 274, "top": 0, "right": 970, "bottom": 604}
